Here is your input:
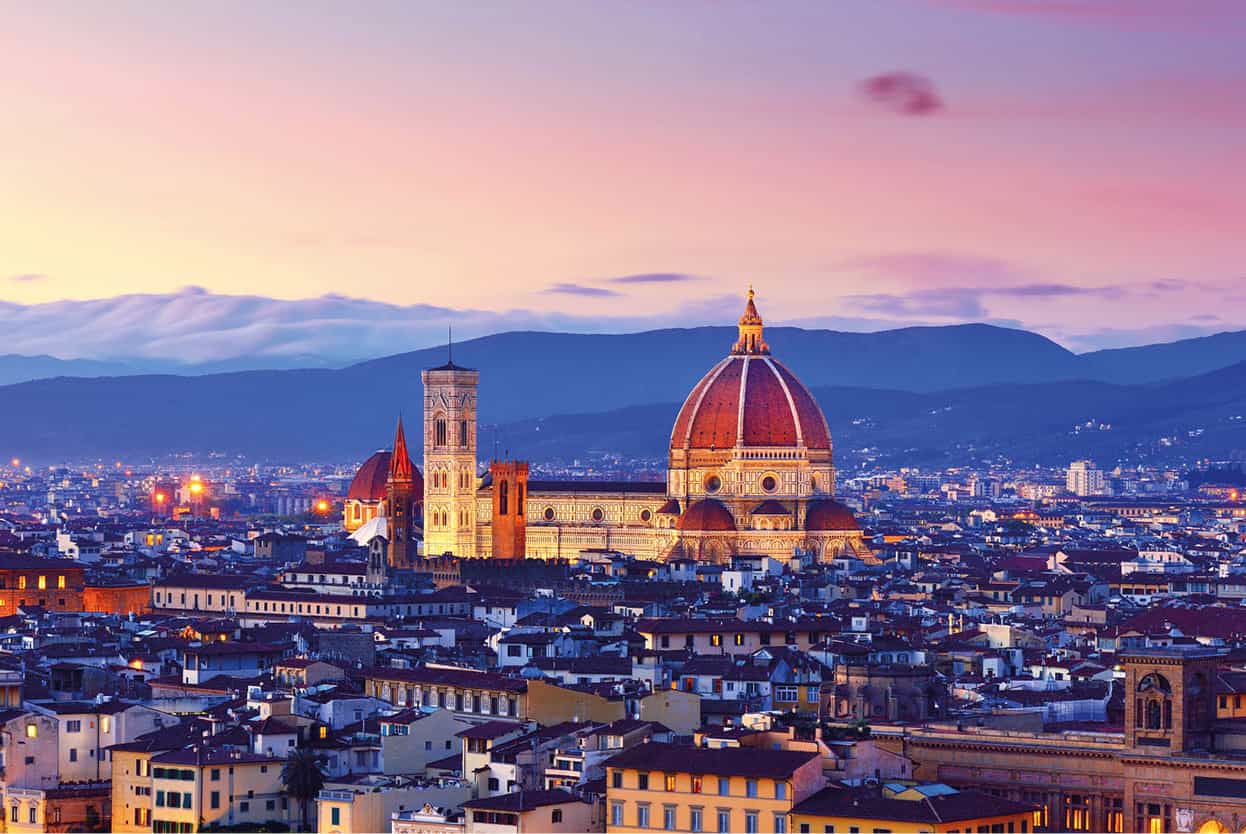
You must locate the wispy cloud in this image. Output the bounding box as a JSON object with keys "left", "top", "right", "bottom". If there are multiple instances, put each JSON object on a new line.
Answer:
{"left": 848, "top": 284, "right": 1122, "bottom": 319}
{"left": 542, "top": 282, "right": 622, "bottom": 298}
{"left": 860, "top": 72, "right": 944, "bottom": 116}
{"left": 935, "top": 0, "right": 1244, "bottom": 27}
{"left": 7, "top": 273, "right": 46, "bottom": 284}
{"left": 604, "top": 273, "right": 702, "bottom": 285}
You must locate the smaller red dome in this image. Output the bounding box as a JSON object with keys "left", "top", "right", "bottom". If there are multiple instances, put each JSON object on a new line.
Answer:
{"left": 657, "top": 499, "right": 682, "bottom": 515}
{"left": 805, "top": 499, "right": 860, "bottom": 531}
{"left": 347, "top": 451, "right": 392, "bottom": 501}
{"left": 752, "top": 500, "right": 789, "bottom": 516}
{"left": 678, "top": 499, "right": 736, "bottom": 532}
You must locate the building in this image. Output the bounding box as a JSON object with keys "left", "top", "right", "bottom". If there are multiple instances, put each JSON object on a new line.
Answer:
{"left": 147, "top": 747, "right": 293, "bottom": 832}
{"left": 362, "top": 666, "right": 528, "bottom": 723}
{"left": 388, "top": 417, "right": 422, "bottom": 569}
{"left": 604, "top": 742, "right": 824, "bottom": 834}
{"left": 879, "top": 647, "right": 1246, "bottom": 834}
{"left": 422, "top": 358, "right": 480, "bottom": 558}
{"left": 0, "top": 554, "right": 85, "bottom": 612}
{"left": 461, "top": 789, "right": 596, "bottom": 833}
{"left": 1067, "top": 460, "right": 1107, "bottom": 497}
{"left": 152, "top": 575, "right": 249, "bottom": 614}
{"left": 340, "top": 290, "right": 868, "bottom": 565}
{"left": 316, "top": 778, "right": 472, "bottom": 834}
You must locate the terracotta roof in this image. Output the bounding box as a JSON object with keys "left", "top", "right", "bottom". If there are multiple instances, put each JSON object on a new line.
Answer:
{"left": 670, "top": 311, "right": 831, "bottom": 453}
{"left": 678, "top": 499, "right": 736, "bottom": 532}
{"left": 605, "top": 741, "right": 818, "bottom": 779}
{"left": 752, "top": 500, "right": 789, "bottom": 516}
{"left": 463, "top": 789, "right": 583, "bottom": 812}
{"left": 347, "top": 451, "right": 393, "bottom": 501}
{"left": 805, "top": 499, "right": 860, "bottom": 531}
{"left": 791, "top": 786, "right": 1038, "bottom": 824}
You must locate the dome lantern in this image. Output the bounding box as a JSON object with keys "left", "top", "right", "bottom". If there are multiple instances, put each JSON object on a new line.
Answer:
{"left": 732, "top": 286, "right": 770, "bottom": 356}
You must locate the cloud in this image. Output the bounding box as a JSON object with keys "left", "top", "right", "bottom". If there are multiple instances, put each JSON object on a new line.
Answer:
{"left": 934, "top": 0, "right": 1244, "bottom": 27}
{"left": 847, "top": 284, "right": 1122, "bottom": 319}
{"left": 604, "top": 273, "right": 701, "bottom": 285}
{"left": 860, "top": 72, "right": 944, "bottom": 116}
{"left": 542, "top": 282, "right": 622, "bottom": 298}
{"left": 0, "top": 288, "right": 755, "bottom": 365}
{"left": 7, "top": 273, "right": 46, "bottom": 283}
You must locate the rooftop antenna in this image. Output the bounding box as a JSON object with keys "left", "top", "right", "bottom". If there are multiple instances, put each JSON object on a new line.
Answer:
{"left": 447, "top": 325, "right": 453, "bottom": 365}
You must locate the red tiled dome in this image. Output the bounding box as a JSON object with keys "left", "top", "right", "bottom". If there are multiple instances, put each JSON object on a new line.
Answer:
{"left": 670, "top": 355, "right": 831, "bottom": 452}
{"left": 805, "top": 499, "right": 859, "bottom": 531}
{"left": 677, "top": 499, "right": 737, "bottom": 532}
{"left": 751, "top": 499, "right": 790, "bottom": 516}
{"left": 347, "top": 450, "right": 422, "bottom": 502}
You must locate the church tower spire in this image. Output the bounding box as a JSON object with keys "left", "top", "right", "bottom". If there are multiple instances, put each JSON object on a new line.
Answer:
{"left": 389, "top": 417, "right": 414, "bottom": 482}
{"left": 732, "top": 285, "right": 769, "bottom": 355}
{"left": 386, "top": 415, "right": 417, "bottom": 569}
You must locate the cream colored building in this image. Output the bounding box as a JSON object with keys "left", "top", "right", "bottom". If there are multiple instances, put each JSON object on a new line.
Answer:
{"left": 346, "top": 290, "right": 868, "bottom": 564}
{"left": 472, "top": 292, "right": 868, "bottom": 563}
{"left": 317, "top": 778, "right": 472, "bottom": 834}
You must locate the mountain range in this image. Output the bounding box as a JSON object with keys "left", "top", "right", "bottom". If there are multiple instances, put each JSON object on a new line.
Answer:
{"left": 4, "top": 323, "right": 1246, "bottom": 463}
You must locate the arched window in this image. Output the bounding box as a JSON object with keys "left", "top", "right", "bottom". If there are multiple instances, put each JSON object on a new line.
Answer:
{"left": 1146, "top": 700, "right": 1162, "bottom": 730}
{"left": 517, "top": 483, "right": 524, "bottom": 515}
{"left": 435, "top": 419, "right": 447, "bottom": 447}
{"left": 499, "top": 481, "right": 509, "bottom": 515}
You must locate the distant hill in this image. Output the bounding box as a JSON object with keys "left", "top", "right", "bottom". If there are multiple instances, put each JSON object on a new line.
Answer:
{"left": 3, "top": 324, "right": 1246, "bottom": 463}
{"left": 0, "top": 354, "right": 143, "bottom": 387}
{"left": 1081, "top": 330, "right": 1246, "bottom": 384}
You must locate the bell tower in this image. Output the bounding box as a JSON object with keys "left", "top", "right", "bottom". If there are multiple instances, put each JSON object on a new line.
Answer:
{"left": 385, "top": 417, "right": 417, "bottom": 569}
{"left": 421, "top": 356, "right": 479, "bottom": 557}
{"left": 490, "top": 460, "right": 528, "bottom": 559}
{"left": 1122, "top": 646, "right": 1222, "bottom": 754}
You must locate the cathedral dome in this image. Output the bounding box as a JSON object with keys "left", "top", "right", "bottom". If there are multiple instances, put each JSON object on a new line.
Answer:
{"left": 678, "top": 499, "right": 736, "bottom": 532}
{"left": 348, "top": 451, "right": 393, "bottom": 501}
{"left": 670, "top": 290, "right": 831, "bottom": 453}
{"left": 805, "top": 499, "right": 860, "bottom": 531}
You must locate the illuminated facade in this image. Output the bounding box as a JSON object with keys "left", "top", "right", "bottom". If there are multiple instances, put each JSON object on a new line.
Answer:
{"left": 342, "top": 289, "right": 868, "bottom": 564}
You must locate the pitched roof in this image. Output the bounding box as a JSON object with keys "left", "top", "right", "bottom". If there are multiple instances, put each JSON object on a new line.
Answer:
{"left": 605, "top": 742, "right": 818, "bottom": 780}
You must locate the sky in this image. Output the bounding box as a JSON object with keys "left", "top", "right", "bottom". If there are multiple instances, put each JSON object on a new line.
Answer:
{"left": 2, "top": 0, "right": 1245, "bottom": 361}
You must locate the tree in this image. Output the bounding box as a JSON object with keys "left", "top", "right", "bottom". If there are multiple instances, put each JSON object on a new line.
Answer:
{"left": 281, "top": 746, "right": 326, "bottom": 832}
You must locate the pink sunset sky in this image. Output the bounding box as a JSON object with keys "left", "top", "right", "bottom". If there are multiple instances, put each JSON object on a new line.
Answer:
{"left": 2, "top": 0, "right": 1244, "bottom": 359}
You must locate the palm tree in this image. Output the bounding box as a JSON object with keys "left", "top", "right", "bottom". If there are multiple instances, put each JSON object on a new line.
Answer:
{"left": 281, "top": 746, "right": 326, "bottom": 832}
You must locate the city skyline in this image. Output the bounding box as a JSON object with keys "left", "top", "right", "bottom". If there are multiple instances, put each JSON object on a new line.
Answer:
{"left": 4, "top": 1, "right": 1246, "bottom": 358}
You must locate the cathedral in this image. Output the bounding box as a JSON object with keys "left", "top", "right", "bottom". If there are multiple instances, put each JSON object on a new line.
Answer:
{"left": 344, "top": 290, "right": 869, "bottom": 565}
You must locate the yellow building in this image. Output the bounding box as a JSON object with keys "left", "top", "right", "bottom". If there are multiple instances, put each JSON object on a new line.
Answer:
{"left": 462, "top": 789, "right": 597, "bottom": 833}
{"left": 789, "top": 784, "right": 1039, "bottom": 834}
{"left": 110, "top": 746, "right": 156, "bottom": 833}
{"left": 146, "top": 747, "right": 292, "bottom": 833}
{"left": 363, "top": 665, "right": 528, "bottom": 723}
{"left": 605, "top": 742, "right": 824, "bottom": 834}
{"left": 316, "top": 779, "right": 472, "bottom": 834}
